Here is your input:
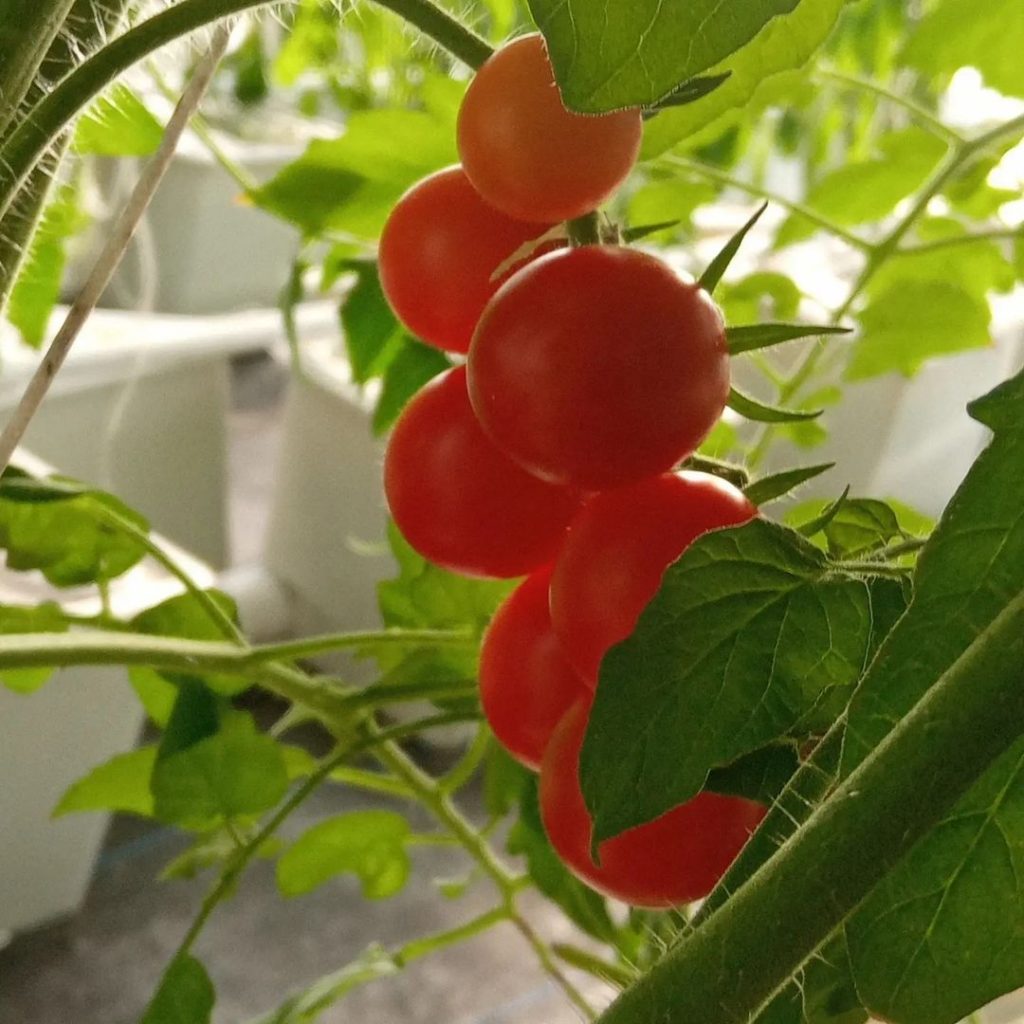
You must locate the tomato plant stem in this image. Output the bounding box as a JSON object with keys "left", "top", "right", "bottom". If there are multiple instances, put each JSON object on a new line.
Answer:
{"left": 747, "top": 109, "right": 1024, "bottom": 468}
{"left": 0, "top": 0, "right": 491, "bottom": 223}
{"left": 374, "top": 735, "right": 599, "bottom": 1019}
{"left": 661, "top": 155, "right": 873, "bottom": 252}
{"left": 598, "top": 588, "right": 1024, "bottom": 1024}
{"left": 814, "top": 67, "right": 965, "bottom": 146}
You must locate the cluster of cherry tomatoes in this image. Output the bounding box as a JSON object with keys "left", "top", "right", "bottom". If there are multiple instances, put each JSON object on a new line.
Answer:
{"left": 379, "top": 33, "right": 764, "bottom": 908}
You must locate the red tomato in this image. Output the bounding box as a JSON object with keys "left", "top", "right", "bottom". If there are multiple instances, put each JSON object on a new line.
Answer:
{"left": 468, "top": 245, "right": 731, "bottom": 490}
{"left": 540, "top": 699, "right": 766, "bottom": 907}
{"left": 550, "top": 472, "right": 756, "bottom": 682}
{"left": 378, "top": 166, "right": 552, "bottom": 355}
{"left": 479, "top": 567, "right": 589, "bottom": 770}
{"left": 384, "top": 366, "right": 581, "bottom": 578}
{"left": 457, "top": 34, "right": 642, "bottom": 223}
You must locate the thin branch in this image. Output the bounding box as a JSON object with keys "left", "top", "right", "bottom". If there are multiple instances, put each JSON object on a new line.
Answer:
{"left": 0, "top": 24, "right": 233, "bottom": 476}
{"left": 0, "top": 0, "right": 491, "bottom": 220}
{"left": 896, "top": 225, "right": 1024, "bottom": 256}
{"left": 660, "top": 154, "right": 873, "bottom": 252}
{"left": 814, "top": 67, "right": 964, "bottom": 145}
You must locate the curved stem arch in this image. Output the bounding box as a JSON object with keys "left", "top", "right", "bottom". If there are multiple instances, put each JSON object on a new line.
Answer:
{"left": 0, "top": 0, "right": 492, "bottom": 220}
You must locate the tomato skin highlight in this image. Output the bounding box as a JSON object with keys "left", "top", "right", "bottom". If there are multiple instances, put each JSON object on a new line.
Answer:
{"left": 468, "top": 246, "right": 730, "bottom": 491}
{"left": 540, "top": 699, "right": 767, "bottom": 908}
{"left": 479, "top": 567, "right": 589, "bottom": 770}
{"left": 457, "top": 34, "right": 643, "bottom": 223}
{"left": 378, "top": 166, "right": 552, "bottom": 355}
{"left": 384, "top": 366, "right": 581, "bottom": 579}
{"left": 551, "top": 472, "right": 757, "bottom": 683}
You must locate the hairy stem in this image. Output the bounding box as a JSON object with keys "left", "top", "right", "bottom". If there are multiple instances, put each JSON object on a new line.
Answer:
{"left": 0, "top": 0, "right": 76, "bottom": 139}
{"left": 747, "top": 110, "right": 1024, "bottom": 467}
{"left": 0, "top": 0, "right": 491, "bottom": 221}
{"left": 661, "top": 154, "right": 872, "bottom": 252}
{"left": 599, "top": 589, "right": 1024, "bottom": 1023}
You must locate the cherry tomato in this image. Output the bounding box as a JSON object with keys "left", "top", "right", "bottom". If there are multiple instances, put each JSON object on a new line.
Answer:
{"left": 550, "top": 472, "right": 756, "bottom": 682}
{"left": 480, "top": 567, "right": 588, "bottom": 770}
{"left": 384, "top": 366, "right": 581, "bottom": 578}
{"left": 540, "top": 699, "right": 766, "bottom": 907}
{"left": 468, "top": 245, "right": 731, "bottom": 490}
{"left": 457, "top": 34, "right": 643, "bottom": 223}
{"left": 378, "top": 166, "right": 553, "bottom": 355}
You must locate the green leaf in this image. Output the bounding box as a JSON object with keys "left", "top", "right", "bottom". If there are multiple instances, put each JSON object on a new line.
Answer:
{"left": 276, "top": 810, "right": 412, "bottom": 899}
{"left": 339, "top": 261, "right": 404, "bottom": 385}
{"left": 706, "top": 743, "right": 800, "bottom": 805}
{"left": 641, "top": 0, "right": 854, "bottom": 156}
{"left": 7, "top": 179, "right": 86, "bottom": 348}
{"left": 128, "top": 668, "right": 178, "bottom": 726}
{"left": 251, "top": 944, "right": 399, "bottom": 1024}
{"left": 132, "top": 590, "right": 248, "bottom": 697}
{"left": 903, "top": 0, "right": 1024, "bottom": 97}
{"left": 0, "top": 601, "right": 67, "bottom": 693}
{"left": 848, "top": 279, "right": 991, "bottom": 380}
{"left": 371, "top": 337, "right": 451, "bottom": 436}
{"left": 162, "top": 829, "right": 281, "bottom": 882}
{"left": 718, "top": 271, "right": 801, "bottom": 324}
{"left": 152, "top": 713, "right": 289, "bottom": 830}
{"left": 0, "top": 469, "right": 147, "bottom": 586}
{"left": 140, "top": 955, "right": 215, "bottom": 1024}
{"left": 775, "top": 128, "right": 946, "bottom": 246}
{"left": 626, "top": 179, "right": 717, "bottom": 241}
{"left": 794, "top": 487, "right": 850, "bottom": 539}
{"left": 73, "top": 83, "right": 162, "bottom": 156}
{"left": 841, "top": 367, "right": 1024, "bottom": 1024}
{"left": 727, "top": 322, "right": 850, "bottom": 355}
{"left": 581, "top": 518, "right": 873, "bottom": 842}
{"left": 53, "top": 746, "right": 156, "bottom": 819}
{"left": 728, "top": 386, "right": 823, "bottom": 422}
{"left": 653, "top": 72, "right": 733, "bottom": 109}
{"left": 743, "top": 463, "right": 834, "bottom": 505}
{"left": 249, "top": 109, "right": 457, "bottom": 238}
{"left": 529, "top": 0, "right": 801, "bottom": 112}
{"left": 789, "top": 496, "right": 931, "bottom": 559}
{"left": 507, "top": 777, "right": 619, "bottom": 944}
{"left": 698, "top": 203, "right": 767, "bottom": 293}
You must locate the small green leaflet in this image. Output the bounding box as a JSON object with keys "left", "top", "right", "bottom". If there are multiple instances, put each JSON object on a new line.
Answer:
{"left": 728, "top": 386, "right": 822, "bottom": 423}
{"left": 53, "top": 746, "right": 157, "bottom": 819}
{"left": 152, "top": 712, "right": 289, "bottom": 830}
{"left": 581, "top": 518, "right": 876, "bottom": 842}
{"left": 840, "top": 367, "right": 1024, "bottom": 1024}
{"left": 0, "top": 601, "right": 67, "bottom": 694}
{"left": 726, "top": 323, "right": 849, "bottom": 356}
{"left": 250, "top": 944, "right": 399, "bottom": 1024}
{"left": 140, "top": 955, "right": 215, "bottom": 1024}
{"left": 641, "top": 0, "right": 854, "bottom": 156}
{"left": 528, "top": 0, "right": 800, "bottom": 112}
{"left": 0, "top": 468, "right": 148, "bottom": 587}
{"left": 276, "top": 810, "right": 412, "bottom": 899}
{"left": 698, "top": 203, "right": 767, "bottom": 294}
{"left": 743, "top": 463, "right": 834, "bottom": 506}
{"left": 903, "top": 0, "right": 1024, "bottom": 98}
{"left": 249, "top": 109, "right": 457, "bottom": 238}
{"left": 74, "top": 84, "right": 162, "bottom": 157}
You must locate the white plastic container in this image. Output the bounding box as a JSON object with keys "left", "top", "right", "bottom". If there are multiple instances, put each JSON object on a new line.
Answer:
{"left": 0, "top": 305, "right": 301, "bottom": 568}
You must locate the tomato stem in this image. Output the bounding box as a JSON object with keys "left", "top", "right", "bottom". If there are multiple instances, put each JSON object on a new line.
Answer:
{"left": 567, "top": 211, "right": 603, "bottom": 246}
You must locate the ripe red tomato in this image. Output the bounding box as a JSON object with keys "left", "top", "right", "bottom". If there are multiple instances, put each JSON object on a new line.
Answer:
{"left": 479, "top": 567, "right": 588, "bottom": 770}
{"left": 457, "top": 34, "right": 643, "bottom": 223}
{"left": 378, "top": 166, "right": 553, "bottom": 355}
{"left": 384, "top": 366, "right": 581, "bottom": 578}
{"left": 468, "top": 246, "right": 731, "bottom": 491}
{"left": 551, "top": 472, "right": 756, "bottom": 682}
{"left": 540, "top": 699, "right": 766, "bottom": 907}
